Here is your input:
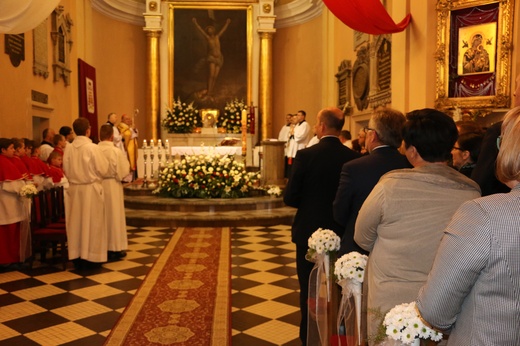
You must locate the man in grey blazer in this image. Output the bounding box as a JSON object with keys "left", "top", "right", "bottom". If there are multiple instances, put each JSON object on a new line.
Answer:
{"left": 333, "top": 108, "right": 411, "bottom": 256}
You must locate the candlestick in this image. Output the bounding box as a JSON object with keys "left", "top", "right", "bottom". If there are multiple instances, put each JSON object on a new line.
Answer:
{"left": 142, "top": 143, "right": 148, "bottom": 188}
{"left": 158, "top": 139, "right": 162, "bottom": 147}
{"left": 249, "top": 103, "right": 255, "bottom": 134}
{"left": 165, "top": 139, "right": 170, "bottom": 164}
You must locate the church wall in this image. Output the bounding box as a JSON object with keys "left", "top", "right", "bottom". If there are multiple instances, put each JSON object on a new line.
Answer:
{"left": 0, "top": 0, "right": 78, "bottom": 141}
{"left": 90, "top": 10, "right": 147, "bottom": 134}
{"left": 272, "top": 16, "right": 324, "bottom": 135}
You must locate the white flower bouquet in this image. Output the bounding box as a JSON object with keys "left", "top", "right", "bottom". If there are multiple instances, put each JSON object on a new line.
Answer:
{"left": 335, "top": 252, "right": 368, "bottom": 346}
{"left": 218, "top": 98, "right": 250, "bottom": 134}
{"left": 307, "top": 228, "right": 341, "bottom": 258}
{"left": 334, "top": 251, "right": 368, "bottom": 284}
{"left": 162, "top": 97, "right": 201, "bottom": 133}
{"left": 306, "top": 228, "right": 341, "bottom": 344}
{"left": 265, "top": 185, "right": 282, "bottom": 197}
{"left": 383, "top": 302, "right": 443, "bottom": 345}
{"left": 20, "top": 183, "right": 38, "bottom": 198}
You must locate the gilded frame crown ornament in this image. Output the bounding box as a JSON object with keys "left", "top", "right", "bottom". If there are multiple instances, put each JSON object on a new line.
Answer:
{"left": 435, "top": 0, "right": 514, "bottom": 114}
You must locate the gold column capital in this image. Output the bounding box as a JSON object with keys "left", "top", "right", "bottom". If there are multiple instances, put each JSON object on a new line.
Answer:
{"left": 144, "top": 30, "right": 162, "bottom": 39}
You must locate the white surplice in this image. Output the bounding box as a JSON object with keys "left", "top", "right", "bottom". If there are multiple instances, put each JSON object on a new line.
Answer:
{"left": 98, "top": 141, "right": 130, "bottom": 252}
{"left": 63, "top": 136, "right": 110, "bottom": 263}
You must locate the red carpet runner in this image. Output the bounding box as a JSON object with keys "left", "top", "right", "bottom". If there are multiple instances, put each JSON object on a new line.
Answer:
{"left": 105, "top": 227, "right": 230, "bottom": 345}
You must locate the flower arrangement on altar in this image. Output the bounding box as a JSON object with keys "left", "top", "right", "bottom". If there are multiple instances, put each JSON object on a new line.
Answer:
{"left": 152, "top": 153, "right": 261, "bottom": 198}
{"left": 162, "top": 97, "right": 201, "bottom": 134}
{"left": 20, "top": 183, "right": 38, "bottom": 198}
{"left": 383, "top": 302, "right": 443, "bottom": 345}
{"left": 218, "top": 98, "right": 249, "bottom": 134}
{"left": 265, "top": 185, "right": 282, "bottom": 197}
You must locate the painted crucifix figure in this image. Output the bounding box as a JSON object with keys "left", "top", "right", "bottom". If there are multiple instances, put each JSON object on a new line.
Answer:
{"left": 192, "top": 17, "right": 231, "bottom": 96}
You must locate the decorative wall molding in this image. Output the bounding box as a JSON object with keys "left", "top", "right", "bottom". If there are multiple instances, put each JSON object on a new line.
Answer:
{"left": 33, "top": 20, "right": 49, "bottom": 78}
{"left": 91, "top": 0, "right": 319, "bottom": 29}
{"left": 91, "top": 0, "right": 146, "bottom": 26}
{"left": 274, "top": 0, "right": 324, "bottom": 28}
{"left": 51, "top": 6, "right": 73, "bottom": 86}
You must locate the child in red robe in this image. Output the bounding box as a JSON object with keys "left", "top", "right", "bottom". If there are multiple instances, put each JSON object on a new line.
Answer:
{"left": 10, "top": 138, "right": 30, "bottom": 180}
{"left": 48, "top": 151, "right": 68, "bottom": 187}
{"left": 0, "top": 138, "right": 27, "bottom": 267}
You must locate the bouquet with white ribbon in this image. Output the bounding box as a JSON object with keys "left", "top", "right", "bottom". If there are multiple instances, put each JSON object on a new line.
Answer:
{"left": 334, "top": 252, "right": 368, "bottom": 345}
{"left": 306, "top": 228, "right": 341, "bottom": 345}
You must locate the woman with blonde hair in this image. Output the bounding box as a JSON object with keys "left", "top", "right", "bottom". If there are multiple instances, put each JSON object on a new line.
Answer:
{"left": 417, "top": 106, "right": 520, "bottom": 345}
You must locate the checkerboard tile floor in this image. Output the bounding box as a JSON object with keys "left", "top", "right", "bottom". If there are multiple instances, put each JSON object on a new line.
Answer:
{"left": 0, "top": 225, "right": 300, "bottom": 345}
{"left": 231, "top": 225, "right": 300, "bottom": 346}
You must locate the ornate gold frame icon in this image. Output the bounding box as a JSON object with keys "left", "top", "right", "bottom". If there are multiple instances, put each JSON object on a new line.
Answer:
{"left": 435, "top": 0, "right": 514, "bottom": 113}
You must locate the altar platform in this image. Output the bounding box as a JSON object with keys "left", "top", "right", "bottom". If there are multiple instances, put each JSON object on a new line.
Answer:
{"left": 123, "top": 181, "right": 295, "bottom": 228}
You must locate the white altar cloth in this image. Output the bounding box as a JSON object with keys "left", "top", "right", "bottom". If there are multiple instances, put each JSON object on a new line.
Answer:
{"left": 170, "top": 146, "right": 241, "bottom": 157}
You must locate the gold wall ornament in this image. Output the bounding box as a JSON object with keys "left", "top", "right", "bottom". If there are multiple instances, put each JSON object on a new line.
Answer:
{"left": 435, "top": 0, "right": 514, "bottom": 113}
{"left": 263, "top": 4, "right": 271, "bottom": 13}
{"left": 149, "top": 1, "right": 157, "bottom": 12}
{"left": 51, "top": 5, "right": 73, "bottom": 86}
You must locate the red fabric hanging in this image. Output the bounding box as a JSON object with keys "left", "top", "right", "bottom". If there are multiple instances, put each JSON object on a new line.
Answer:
{"left": 322, "top": 0, "right": 411, "bottom": 35}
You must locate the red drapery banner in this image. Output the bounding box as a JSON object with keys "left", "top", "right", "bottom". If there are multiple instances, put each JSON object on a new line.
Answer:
{"left": 78, "top": 59, "right": 99, "bottom": 141}
{"left": 322, "top": 0, "right": 411, "bottom": 35}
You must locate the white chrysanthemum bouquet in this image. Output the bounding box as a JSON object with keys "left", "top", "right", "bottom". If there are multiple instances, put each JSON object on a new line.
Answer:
{"left": 334, "top": 251, "right": 368, "bottom": 284}
{"left": 335, "top": 252, "right": 368, "bottom": 345}
{"left": 307, "top": 228, "right": 341, "bottom": 258}
{"left": 20, "top": 183, "right": 38, "bottom": 198}
{"left": 384, "top": 302, "right": 443, "bottom": 345}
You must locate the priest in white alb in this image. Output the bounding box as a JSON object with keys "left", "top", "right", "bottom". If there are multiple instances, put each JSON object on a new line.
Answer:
{"left": 98, "top": 124, "right": 131, "bottom": 260}
{"left": 63, "top": 118, "right": 110, "bottom": 269}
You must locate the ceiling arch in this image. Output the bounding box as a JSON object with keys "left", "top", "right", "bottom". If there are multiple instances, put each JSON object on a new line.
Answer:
{"left": 91, "top": 0, "right": 322, "bottom": 28}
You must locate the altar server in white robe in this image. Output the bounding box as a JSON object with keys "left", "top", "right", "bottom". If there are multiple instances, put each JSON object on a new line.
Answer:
{"left": 63, "top": 118, "right": 110, "bottom": 266}
{"left": 98, "top": 124, "right": 130, "bottom": 260}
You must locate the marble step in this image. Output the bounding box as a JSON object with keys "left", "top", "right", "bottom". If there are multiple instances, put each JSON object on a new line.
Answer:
{"left": 123, "top": 184, "right": 295, "bottom": 227}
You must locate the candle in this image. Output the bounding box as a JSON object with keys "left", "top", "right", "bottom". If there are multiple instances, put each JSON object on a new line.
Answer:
{"left": 241, "top": 109, "right": 247, "bottom": 125}
{"left": 158, "top": 139, "right": 162, "bottom": 147}
{"left": 150, "top": 139, "right": 154, "bottom": 148}
{"left": 143, "top": 139, "right": 147, "bottom": 148}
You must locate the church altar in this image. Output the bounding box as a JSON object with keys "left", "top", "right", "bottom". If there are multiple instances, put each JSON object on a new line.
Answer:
{"left": 170, "top": 146, "right": 241, "bottom": 157}
{"left": 164, "top": 132, "right": 237, "bottom": 147}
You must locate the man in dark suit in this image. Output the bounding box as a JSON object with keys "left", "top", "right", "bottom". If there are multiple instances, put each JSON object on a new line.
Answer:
{"left": 333, "top": 108, "right": 411, "bottom": 256}
{"left": 284, "top": 107, "right": 361, "bottom": 345}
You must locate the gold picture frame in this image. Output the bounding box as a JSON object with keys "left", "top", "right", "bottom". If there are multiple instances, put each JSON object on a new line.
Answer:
{"left": 435, "top": 0, "right": 514, "bottom": 112}
{"left": 167, "top": 2, "right": 253, "bottom": 115}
